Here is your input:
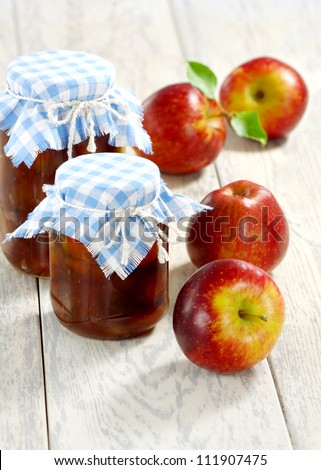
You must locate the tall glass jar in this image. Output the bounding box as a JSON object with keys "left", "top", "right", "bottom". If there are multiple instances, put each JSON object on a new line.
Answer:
{"left": 4, "top": 152, "right": 209, "bottom": 340}
{"left": 0, "top": 50, "right": 151, "bottom": 277}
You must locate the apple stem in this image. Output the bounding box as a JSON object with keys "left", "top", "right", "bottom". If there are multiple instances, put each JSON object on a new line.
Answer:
{"left": 218, "top": 102, "right": 230, "bottom": 118}
{"left": 238, "top": 310, "right": 268, "bottom": 322}
{"left": 218, "top": 102, "right": 236, "bottom": 120}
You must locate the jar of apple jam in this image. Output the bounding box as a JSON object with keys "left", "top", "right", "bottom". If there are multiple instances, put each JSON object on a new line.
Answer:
{"left": 4, "top": 152, "right": 209, "bottom": 339}
{"left": 0, "top": 50, "right": 151, "bottom": 277}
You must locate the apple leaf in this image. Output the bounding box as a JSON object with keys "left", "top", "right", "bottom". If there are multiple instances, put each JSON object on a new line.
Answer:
{"left": 230, "top": 111, "right": 268, "bottom": 146}
{"left": 186, "top": 61, "right": 217, "bottom": 99}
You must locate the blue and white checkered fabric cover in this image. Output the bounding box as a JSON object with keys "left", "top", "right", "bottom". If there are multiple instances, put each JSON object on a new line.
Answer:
{"left": 0, "top": 50, "right": 152, "bottom": 167}
{"left": 4, "top": 153, "right": 210, "bottom": 279}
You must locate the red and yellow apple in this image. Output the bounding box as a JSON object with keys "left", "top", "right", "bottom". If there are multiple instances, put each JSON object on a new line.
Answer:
{"left": 135, "top": 83, "right": 226, "bottom": 174}
{"left": 219, "top": 57, "right": 308, "bottom": 139}
{"left": 173, "top": 259, "right": 285, "bottom": 374}
{"left": 186, "top": 180, "right": 289, "bottom": 273}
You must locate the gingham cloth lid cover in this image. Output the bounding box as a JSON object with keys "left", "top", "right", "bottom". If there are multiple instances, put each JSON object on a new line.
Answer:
{"left": 0, "top": 50, "right": 152, "bottom": 168}
{"left": 4, "top": 153, "right": 210, "bottom": 279}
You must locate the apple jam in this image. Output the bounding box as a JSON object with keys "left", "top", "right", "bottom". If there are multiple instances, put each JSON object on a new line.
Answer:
{"left": 0, "top": 131, "right": 123, "bottom": 277}
{"left": 49, "top": 234, "right": 169, "bottom": 340}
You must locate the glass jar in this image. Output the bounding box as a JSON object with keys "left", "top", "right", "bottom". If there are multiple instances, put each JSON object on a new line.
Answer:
{"left": 4, "top": 152, "right": 208, "bottom": 340}
{"left": 0, "top": 131, "right": 122, "bottom": 276}
{"left": 49, "top": 234, "right": 169, "bottom": 339}
{"left": 0, "top": 50, "right": 151, "bottom": 277}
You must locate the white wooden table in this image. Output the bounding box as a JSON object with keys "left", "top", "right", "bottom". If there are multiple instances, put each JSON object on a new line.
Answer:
{"left": 1, "top": 0, "right": 321, "bottom": 451}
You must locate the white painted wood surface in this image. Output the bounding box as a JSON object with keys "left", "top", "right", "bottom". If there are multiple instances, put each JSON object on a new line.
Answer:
{"left": 0, "top": 0, "right": 48, "bottom": 451}
{"left": 0, "top": 0, "right": 320, "bottom": 450}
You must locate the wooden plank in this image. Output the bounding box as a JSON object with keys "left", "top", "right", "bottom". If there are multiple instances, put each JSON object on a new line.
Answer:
{"left": 0, "top": 0, "right": 48, "bottom": 450}
{"left": 0, "top": 254, "right": 48, "bottom": 449}
{"left": 14, "top": 0, "right": 185, "bottom": 98}
{"left": 172, "top": 0, "right": 321, "bottom": 449}
{"left": 0, "top": 0, "right": 18, "bottom": 85}
{"left": 15, "top": 0, "right": 293, "bottom": 449}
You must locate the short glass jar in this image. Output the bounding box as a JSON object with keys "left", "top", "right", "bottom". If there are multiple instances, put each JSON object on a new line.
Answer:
{"left": 4, "top": 152, "right": 208, "bottom": 340}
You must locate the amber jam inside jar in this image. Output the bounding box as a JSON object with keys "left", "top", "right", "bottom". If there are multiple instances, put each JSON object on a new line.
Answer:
{"left": 49, "top": 234, "right": 169, "bottom": 340}
{"left": 0, "top": 131, "right": 123, "bottom": 277}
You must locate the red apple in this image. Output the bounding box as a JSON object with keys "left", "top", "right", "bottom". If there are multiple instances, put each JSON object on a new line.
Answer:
{"left": 135, "top": 83, "right": 226, "bottom": 174}
{"left": 219, "top": 57, "right": 308, "bottom": 139}
{"left": 173, "top": 259, "right": 285, "bottom": 373}
{"left": 186, "top": 180, "right": 289, "bottom": 273}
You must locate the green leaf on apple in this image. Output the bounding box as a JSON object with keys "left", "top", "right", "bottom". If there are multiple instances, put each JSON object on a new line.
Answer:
{"left": 230, "top": 111, "right": 268, "bottom": 146}
{"left": 186, "top": 61, "right": 217, "bottom": 99}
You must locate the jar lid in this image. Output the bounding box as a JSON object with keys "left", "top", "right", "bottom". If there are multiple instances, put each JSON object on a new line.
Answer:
{"left": 3, "top": 153, "right": 210, "bottom": 279}
{"left": 0, "top": 50, "right": 151, "bottom": 167}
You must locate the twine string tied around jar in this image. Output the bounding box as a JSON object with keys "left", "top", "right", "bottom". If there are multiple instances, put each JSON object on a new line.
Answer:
{"left": 7, "top": 88, "right": 131, "bottom": 159}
